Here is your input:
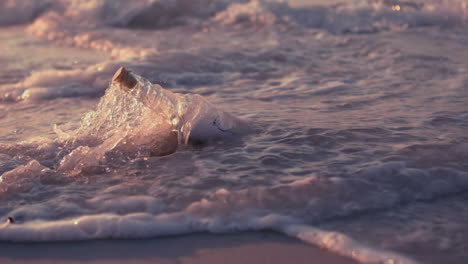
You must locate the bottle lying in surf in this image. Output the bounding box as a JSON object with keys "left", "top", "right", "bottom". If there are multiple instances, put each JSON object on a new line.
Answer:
{"left": 102, "top": 67, "right": 248, "bottom": 154}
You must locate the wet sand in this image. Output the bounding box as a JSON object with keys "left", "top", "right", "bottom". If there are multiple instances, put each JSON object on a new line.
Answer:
{"left": 0, "top": 232, "right": 356, "bottom": 264}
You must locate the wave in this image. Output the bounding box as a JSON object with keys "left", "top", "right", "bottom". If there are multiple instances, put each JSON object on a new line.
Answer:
{"left": 0, "top": 212, "right": 417, "bottom": 263}
{"left": 2, "top": 0, "right": 466, "bottom": 101}
{"left": 1, "top": 141, "right": 467, "bottom": 263}
{"left": 1, "top": 1, "right": 467, "bottom": 263}
{"left": 6, "top": 157, "right": 467, "bottom": 263}
{"left": 3, "top": 0, "right": 466, "bottom": 34}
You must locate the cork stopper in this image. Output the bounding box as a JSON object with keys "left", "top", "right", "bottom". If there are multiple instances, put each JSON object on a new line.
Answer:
{"left": 112, "top": 67, "right": 137, "bottom": 89}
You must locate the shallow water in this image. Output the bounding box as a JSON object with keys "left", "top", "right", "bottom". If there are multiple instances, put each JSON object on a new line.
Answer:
{"left": 1, "top": 0, "right": 468, "bottom": 263}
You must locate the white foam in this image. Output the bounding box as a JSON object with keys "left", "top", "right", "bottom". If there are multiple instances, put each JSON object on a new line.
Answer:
{"left": 281, "top": 224, "right": 417, "bottom": 264}
{"left": 0, "top": 62, "right": 119, "bottom": 102}
{"left": 0, "top": 209, "right": 416, "bottom": 263}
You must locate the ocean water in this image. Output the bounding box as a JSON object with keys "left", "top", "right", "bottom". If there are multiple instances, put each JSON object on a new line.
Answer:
{"left": 1, "top": 0, "right": 468, "bottom": 263}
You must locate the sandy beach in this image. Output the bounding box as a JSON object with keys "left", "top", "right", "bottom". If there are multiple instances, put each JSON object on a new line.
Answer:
{"left": 0, "top": 232, "right": 356, "bottom": 264}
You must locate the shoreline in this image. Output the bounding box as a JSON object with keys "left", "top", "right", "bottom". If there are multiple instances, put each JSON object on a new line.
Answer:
{"left": 0, "top": 231, "right": 356, "bottom": 264}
